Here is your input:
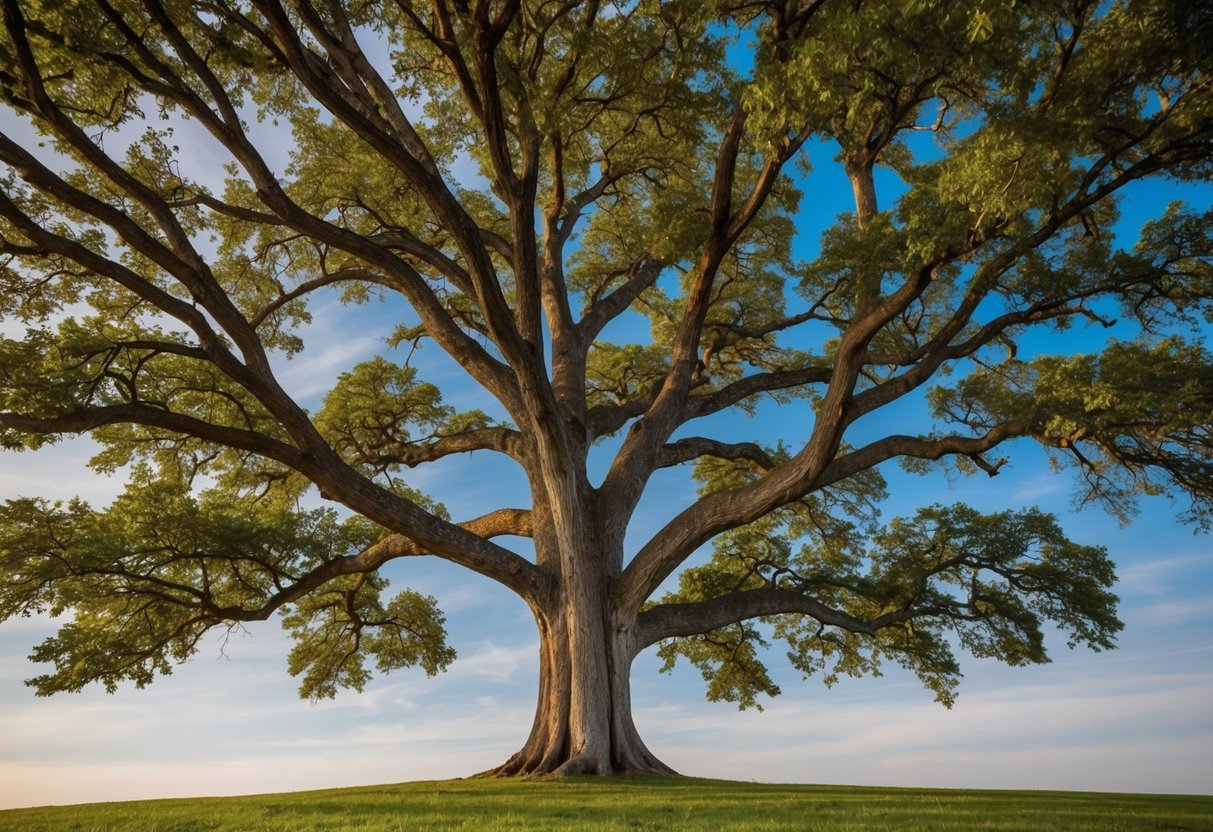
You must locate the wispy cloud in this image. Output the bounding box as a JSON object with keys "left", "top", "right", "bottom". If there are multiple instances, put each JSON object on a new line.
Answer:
{"left": 635, "top": 668, "right": 1213, "bottom": 794}
{"left": 0, "top": 439, "right": 124, "bottom": 504}
{"left": 270, "top": 299, "right": 386, "bottom": 402}
{"left": 1010, "top": 474, "right": 1069, "bottom": 503}
{"left": 1118, "top": 552, "right": 1213, "bottom": 595}
{"left": 443, "top": 640, "right": 538, "bottom": 685}
{"left": 1132, "top": 598, "right": 1213, "bottom": 626}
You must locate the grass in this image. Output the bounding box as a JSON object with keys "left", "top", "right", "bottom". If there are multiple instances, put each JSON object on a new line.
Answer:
{"left": 2, "top": 777, "right": 1211, "bottom": 831}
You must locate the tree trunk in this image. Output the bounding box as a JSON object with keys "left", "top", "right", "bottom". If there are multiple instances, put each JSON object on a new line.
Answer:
{"left": 487, "top": 430, "right": 676, "bottom": 776}
{"left": 489, "top": 598, "right": 676, "bottom": 776}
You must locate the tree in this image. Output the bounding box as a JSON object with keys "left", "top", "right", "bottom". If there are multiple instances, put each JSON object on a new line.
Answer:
{"left": 0, "top": 0, "right": 1210, "bottom": 777}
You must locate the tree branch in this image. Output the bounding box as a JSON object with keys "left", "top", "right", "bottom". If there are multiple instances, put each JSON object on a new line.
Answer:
{"left": 0, "top": 404, "right": 304, "bottom": 467}
{"left": 356, "top": 427, "right": 526, "bottom": 469}
{"left": 614, "top": 414, "right": 1029, "bottom": 621}
{"left": 576, "top": 256, "right": 666, "bottom": 342}
{"left": 817, "top": 422, "right": 1029, "bottom": 489}
{"left": 656, "top": 438, "right": 775, "bottom": 472}
{"left": 636, "top": 586, "right": 879, "bottom": 650}
{"left": 684, "top": 366, "right": 834, "bottom": 420}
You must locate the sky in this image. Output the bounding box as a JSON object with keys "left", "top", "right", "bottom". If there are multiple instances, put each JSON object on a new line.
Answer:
{"left": 2, "top": 21, "right": 1213, "bottom": 813}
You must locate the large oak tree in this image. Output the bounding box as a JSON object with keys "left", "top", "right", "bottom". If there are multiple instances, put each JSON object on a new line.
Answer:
{"left": 1, "top": 0, "right": 1210, "bottom": 775}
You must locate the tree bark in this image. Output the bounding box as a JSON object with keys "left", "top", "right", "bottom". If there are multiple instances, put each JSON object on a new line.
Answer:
{"left": 489, "top": 598, "right": 675, "bottom": 777}
{"left": 488, "top": 485, "right": 675, "bottom": 777}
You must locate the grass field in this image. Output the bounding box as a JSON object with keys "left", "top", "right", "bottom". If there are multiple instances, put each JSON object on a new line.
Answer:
{"left": 2, "top": 777, "right": 1211, "bottom": 831}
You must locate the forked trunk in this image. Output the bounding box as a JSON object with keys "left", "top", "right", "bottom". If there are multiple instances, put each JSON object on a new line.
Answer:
{"left": 489, "top": 440, "right": 676, "bottom": 776}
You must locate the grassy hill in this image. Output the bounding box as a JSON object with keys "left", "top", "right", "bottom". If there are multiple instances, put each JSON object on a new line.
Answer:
{"left": 2, "top": 777, "right": 1211, "bottom": 831}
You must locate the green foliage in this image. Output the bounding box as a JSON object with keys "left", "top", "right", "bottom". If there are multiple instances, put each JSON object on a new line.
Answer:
{"left": 929, "top": 338, "right": 1213, "bottom": 525}
{"left": 1130, "top": 204, "right": 1213, "bottom": 329}
{"left": 0, "top": 473, "right": 452, "bottom": 698}
{"left": 283, "top": 575, "right": 455, "bottom": 701}
{"left": 656, "top": 523, "right": 786, "bottom": 709}
{"left": 318, "top": 358, "right": 450, "bottom": 467}
{"left": 659, "top": 504, "right": 1120, "bottom": 709}
{"left": 586, "top": 343, "right": 669, "bottom": 411}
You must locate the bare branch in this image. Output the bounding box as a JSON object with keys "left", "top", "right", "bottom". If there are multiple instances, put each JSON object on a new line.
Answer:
{"left": 577, "top": 256, "right": 667, "bottom": 342}
{"left": 656, "top": 438, "right": 775, "bottom": 472}
{"left": 355, "top": 427, "right": 526, "bottom": 469}
{"left": 684, "top": 366, "right": 833, "bottom": 420}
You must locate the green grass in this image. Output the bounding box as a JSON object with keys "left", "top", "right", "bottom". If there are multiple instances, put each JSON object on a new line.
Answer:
{"left": 2, "top": 777, "right": 1211, "bottom": 831}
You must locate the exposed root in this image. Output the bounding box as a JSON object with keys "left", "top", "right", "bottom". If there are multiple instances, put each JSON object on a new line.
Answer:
{"left": 481, "top": 749, "right": 679, "bottom": 778}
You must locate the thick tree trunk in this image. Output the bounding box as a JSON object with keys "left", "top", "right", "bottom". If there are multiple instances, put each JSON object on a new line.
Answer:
{"left": 488, "top": 426, "right": 676, "bottom": 776}
{"left": 490, "top": 599, "right": 675, "bottom": 776}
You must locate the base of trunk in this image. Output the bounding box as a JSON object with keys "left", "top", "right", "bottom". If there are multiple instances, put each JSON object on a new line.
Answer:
{"left": 499, "top": 550, "right": 672, "bottom": 777}
{"left": 482, "top": 649, "right": 678, "bottom": 778}
{"left": 484, "top": 748, "right": 678, "bottom": 778}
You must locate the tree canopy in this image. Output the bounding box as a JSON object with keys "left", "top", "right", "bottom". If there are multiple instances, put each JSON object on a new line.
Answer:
{"left": 0, "top": 0, "right": 1210, "bottom": 775}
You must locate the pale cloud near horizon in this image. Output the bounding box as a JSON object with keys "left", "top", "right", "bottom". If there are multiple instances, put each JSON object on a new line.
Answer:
{"left": 3, "top": 620, "right": 1210, "bottom": 808}
{"left": 636, "top": 664, "right": 1213, "bottom": 794}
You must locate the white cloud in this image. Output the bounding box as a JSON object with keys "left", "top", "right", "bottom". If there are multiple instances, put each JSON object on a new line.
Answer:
{"left": 0, "top": 754, "right": 478, "bottom": 810}
{"left": 635, "top": 668, "right": 1213, "bottom": 795}
{"left": 443, "top": 640, "right": 538, "bottom": 685}
{"left": 1118, "top": 552, "right": 1213, "bottom": 596}
{"left": 269, "top": 298, "right": 387, "bottom": 402}
{"left": 1132, "top": 598, "right": 1213, "bottom": 626}
{"left": 1009, "top": 474, "right": 1069, "bottom": 503}
{"left": 0, "top": 439, "right": 124, "bottom": 504}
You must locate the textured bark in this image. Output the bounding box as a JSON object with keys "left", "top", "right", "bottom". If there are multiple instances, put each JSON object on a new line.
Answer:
{"left": 490, "top": 599, "right": 674, "bottom": 777}
{"left": 489, "top": 476, "right": 675, "bottom": 777}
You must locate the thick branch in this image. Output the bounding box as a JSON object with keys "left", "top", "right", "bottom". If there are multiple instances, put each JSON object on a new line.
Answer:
{"left": 684, "top": 366, "right": 834, "bottom": 420}
{"left": 3, "top": 0, "right": 279, "bottom": 381}
{"left": 233, "top": 1, "right": 527, "bottom": 406}
{"left": 369, "top": 229, "right": 477, "bottom": 297}
{"left": 365, "top": 427, "right": 525, "bottom": 468}
{"left": 0, "top": 404, "right": 304, "bottom": 467}
{"left": 0, "top": 177, "right": 243, "bottom": 372}
{"left": 596, "top": 108, "right": 757, "bottom": 514}
{"left": 817, "top": 422, "right": 1029, "bottom": 488}
{"left": 584, "top": 388, "right": 661, "bottom": 441}
{"left": 614, "top": 415, "right": 1026, "bottom": 620}
{"left": 636, "top": 586, "right": 879, "bottom": 650}
{"left": 204, "top": 508, "right": 537, "bottom": 621}
{"left": 655, "top": 438, "right": 775, "bottom": 471}
{"left": 576, "top": 256, "right": 666, "bottom": 341}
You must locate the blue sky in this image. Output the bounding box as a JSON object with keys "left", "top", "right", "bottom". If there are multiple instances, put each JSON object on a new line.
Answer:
{"left": 2, "top": 32, "right": 1213, "bottom": 812}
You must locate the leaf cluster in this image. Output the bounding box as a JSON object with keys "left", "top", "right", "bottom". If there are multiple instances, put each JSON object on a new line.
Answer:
{"left": 929, "top": 338, "right": 1213, "bottom": 525}
{"left": 0, "top": 473, "right": 452, "bottom": 698}
{"left": 657, "top": 503, "right": 1121, "bottom": 709}
{"left": 283, "top": 573, "right": 454, "bottom": 701}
